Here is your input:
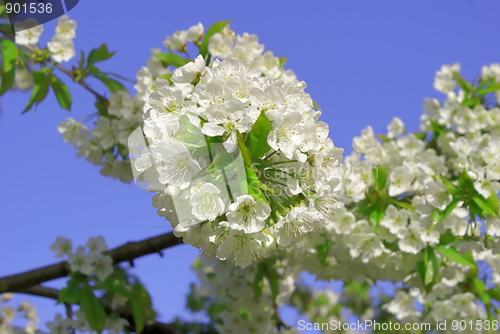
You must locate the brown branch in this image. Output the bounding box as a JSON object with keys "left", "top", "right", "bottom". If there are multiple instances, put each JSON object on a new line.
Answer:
{"left": 15, "top": 286, "right": 184, "bottom": 334}
{"left": 0, "top": 232, "right": 183, "bottom": 294}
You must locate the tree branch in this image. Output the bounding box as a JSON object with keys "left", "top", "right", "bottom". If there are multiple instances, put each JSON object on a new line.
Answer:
{"left": 0, "top": 232, "right": 183, "bottom": 293}
{"left": 15, "top": 285, "right": 184, "bottom": 334}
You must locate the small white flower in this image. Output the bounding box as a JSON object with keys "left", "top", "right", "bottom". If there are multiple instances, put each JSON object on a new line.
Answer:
{"left": 67, "top": 246, "right": 94, "bottom": 275}
{"left": 266, "top": 110, "right": 305, "bottom": 159}
{"left": 49, "top": 237, "right": 73, "bottom": 258}
{"left": 86, "top": 236, "right": 108, "bottom": 253}
{"left": 387, "top": 117, "right": 405, "bottom": 138}
{"left": 0, "top": 307, "right": 16, "bottom": 323}
{"left": 55, "top": 15, "right": 77, "bottom": 40}
{"left": 93, "top": 117, "right": 116, "bottom": 150}
{"left": 216, "top": 229, "right": 273, "bottom": 268}
{"left": 89, "top": 254, "right": 114, "bottom": 282}
{"left": 1, "top": 293, "right": 14, "bottom": 302}
{"left": 380, "top": 205, "right": 409, "bottom": 235}
{"left": 14, "top": 19, "right": 43, "bottom": 45}
{"left": 164, "top": 30, "right": 187, "bottom": 50}
{"left": 208, "top": 32, "right": 233, "bottom": 58}
{"left": 434, "top": 63, "right": 460, "bottom": 93}
{"left": 47, "top": 37, "right": 75, "bottom": 63}
{"left": 46, "top": 314, "right": 71, "bottom": 334}
{"left": 397, "top": 224, "right": 426, "bottom": 254}
{"left": 201, "top": 100, "right": 254, "bottom": 153}
{"left": 226, "top": 195, "right": 270, "bottom": 233}
{"left": 186, "top": 23, "right": 204, "bottom": 42}
{"left": 189, "top": 183, "right": 225, "bottom": 222}
{"left": 274, "top": 207, "right": 319, "bottom": 246}
{"left": 425, "top": 180, "right": 452, "bottom": 211}
{"left": 383, "top": 291, "right": 419, "bottom": 320}
{"left": 156, "top": 141, "right": 201, "bottom": 189}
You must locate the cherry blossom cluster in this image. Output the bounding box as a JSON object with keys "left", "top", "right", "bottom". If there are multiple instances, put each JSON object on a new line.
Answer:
{"left": 190, "top": 256, "right": 300, "bottom": 334}
{"left": 47, "top": 15, "right": 76, "bottom": 63}
{"left": 45, "top": 311, "right": 128, "bottom": 334}
{"left": 50, "top": 236, "right": 114, "bottom": 282}
{"left": 0, "top": 294, "right": 39, "bottom": 334}
{"left": 163, "top": 23, "right": 297, "bottom": 82}
{"left": 58, "top": 89, "right": 145, "bottom": 183}
{"left": 134, "top": 51, "right": 343, "bottom": 267}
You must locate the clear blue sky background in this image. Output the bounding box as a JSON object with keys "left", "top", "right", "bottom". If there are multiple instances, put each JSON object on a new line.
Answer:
{"left": 1, "top": 0, "right": 500, "bottom": 332}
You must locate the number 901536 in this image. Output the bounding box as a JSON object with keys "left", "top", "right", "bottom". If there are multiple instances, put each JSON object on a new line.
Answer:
{"left": 6, "top": 2, "right": 53, "bottom": 14}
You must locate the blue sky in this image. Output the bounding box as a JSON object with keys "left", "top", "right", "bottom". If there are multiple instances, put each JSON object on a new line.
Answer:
{"left": 1, "top": 0, "right": 500, "bottom": 332}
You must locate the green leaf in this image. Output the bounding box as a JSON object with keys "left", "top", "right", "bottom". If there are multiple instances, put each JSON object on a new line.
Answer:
{"left": 476, "top": 82, "right": 500, "bottom": 96}
{"left": 355, "top": 202, "right": 378, "bottom": 215}
{"left": 425, "top": 247, "right": 439, "bottom": 287}
{"left": 247, "top": 112, "right": 273, "bottom": 159}
{"left": 486, "top": 190, "right": 500, "bottom": 217}
{"left": 431, "top": 199, "right": 460, "bottom": 225}
{"left": 236, "top": 131, "right": 252, "bottom": 166}
{"left": 199, "top": 20, "right": 232, "bottom": 60}
{"left": 130, "top": 298, "right": 144, "bottom": 334}
{"left": 58, "top": 277, "right": 82, "bottom": 304}
{"left": 440, "top": 176, "right": 462, "bottom": 196}
{"left": 439, "top": 229, "right": 457, "bottom": 245}
{"left": 452, "top": 72, "right": 472, "bottom": 93}
{"left": 1, "top": 39, "right": 18, "bottom": 73}
{"left": 430, "top": 120, "right": 445, "bottom": 136}
{"left": 238, "top": 309, "right": 252, "bottom": 321}
{"left": 414, "top": 132, "right": 427, "bottom": 141}
{"left": 268, "top": 276, "right": 280, "bottom": 301}
{"left": 128, "top": 283, "right": 154, "bottom": 334}
{"left": 416, "top": 261, "right": 427, "bottom": 289}
{"left": 23, "top": 71, "right": 50, "bottom": 113}
{"left": 481, "top": 291, "right": 491, "bottom": 305}
{"left": 154, "top": 52, "right": 190, "bottom": 68}
{"left": 472, "top": 193, "right": 498, "bottom": 216}
{"left": 49, "top": 74, "right": 72, "bottom": 110}
{"left": 87, "top": 65, "right": 126, "bottom": 94}
{"left": 389, "top": 200, "right": 415, "bottom": 210}
{"left": 369, "top": 205, "right": 385, "bottom": 224}
{"left": 373, "top": 166, "right": 388, "bottom": 190}
{"left": 87, "top": 44, "right": 115, "bottom": 65}
{"left": 469, "top": 199, "right": 484, "bottom": 220}
{"left": 80, "top": 285, "right": 106, "bottom": 333}
{"left": 104, "top": 277, "right": 131, "bottom": 298}
{"left": 157, "top": 73, "right": 173, "bottom": 85}
{"left": 1, "top": 39, "right": 19, "bottom": 95}
{"left": 486, "top": 287, "right": 500, "bottom": 301}
{"left": 0, "top": 65, "right": 15, "bottom": 95}
{"left": 473, "top": 278, "right": 485, "bottom": 296}
{"left": 316, "top": 236, "right": 331, "bottom": 266}
{"left": 437, "top": 245, "right": 476, "bottom": 267}
{"left": 278, "top": 57, "right": 288, "bottom": 67}
{"left": 207, "top": 302, "right": 226, "bottom": 317}
{"left": 252, "top": 263, "right": 265, "bottom": 301}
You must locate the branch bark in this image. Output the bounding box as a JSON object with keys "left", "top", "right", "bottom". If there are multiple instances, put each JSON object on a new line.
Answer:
{"left": 15, "top": 285, "right": 184, "bottom": 334}
{"left": 0, "top": 232, "right": 183, "bottom": 293}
